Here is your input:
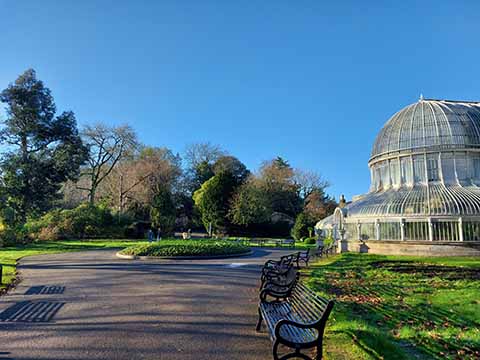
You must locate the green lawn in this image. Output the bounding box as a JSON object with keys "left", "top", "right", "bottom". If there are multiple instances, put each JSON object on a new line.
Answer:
{"left": 0, "top": 239, "right": 147, "bottom": 291}
{"left": 304, "top": 253, "right": 480, "bottom": 360}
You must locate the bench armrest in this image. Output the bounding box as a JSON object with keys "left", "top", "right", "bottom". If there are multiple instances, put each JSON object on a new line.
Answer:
{"left": 264, "top": 259, "right": 279, "bottom": 266}
{"left": 259, "top": 286, "right": 292, "bottom": 303}
{"left": 262, "top": 275, "right": 295, "bottom": 288}
{"left": 274, "top": 319, "right": 319, "bottom": 340}
{"left": 262, "top": 264, "right": 289, "bottom": 277}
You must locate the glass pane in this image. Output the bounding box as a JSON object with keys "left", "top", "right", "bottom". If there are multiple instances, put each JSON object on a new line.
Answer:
{"left": 427, "top": 155, "right": 439, "bottom": 182}
{"left": 400, "top": 157, "right": 413, "bottom": 186}
{"left": 413, "top": 155, "right": 426, "bottom": 183}
{"left": 455, "top": 153, "right": 469, "bottom": 181}
{"left": 390, "top": 159, "right": 400, "bottom": 187}
{"left": 442, "top": 153, "right": 456, "bottom": 184}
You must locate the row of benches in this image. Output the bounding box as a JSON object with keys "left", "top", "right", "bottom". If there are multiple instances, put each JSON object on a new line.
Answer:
{"left": 255, "top": 251, "right": 335, "bottom": 359}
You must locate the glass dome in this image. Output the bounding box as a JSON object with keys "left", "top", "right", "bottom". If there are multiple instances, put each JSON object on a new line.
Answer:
{"left": 368, "top": 99, "right": 480, "bottom": 191}
{"left": 325, "top": 98, "right": 480, "bottom": 244}
{"left": 370, "top": 99, "right": 480, "bottom": 162}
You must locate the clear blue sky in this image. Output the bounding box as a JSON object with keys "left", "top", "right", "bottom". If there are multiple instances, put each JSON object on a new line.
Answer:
{"left": 1, "top": 0, "right": 479, "bottom": 200}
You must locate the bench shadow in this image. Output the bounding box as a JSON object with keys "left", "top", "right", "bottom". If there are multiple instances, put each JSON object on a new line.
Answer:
{"left": 0, "top": 300, "right": 65, "bottom": 323}
{"left": 24, "top": 285, "right": 65, "bottom": 295}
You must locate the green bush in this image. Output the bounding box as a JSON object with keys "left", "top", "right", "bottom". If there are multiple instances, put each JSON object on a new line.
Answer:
{"left": 304, "top": 236, "right": 317, "bottom": 244}
{"left": 121, "top": 239, "right": 249, "bottom": 257}
{"left": 124, "top": 221, "right": 150, "bottom": 239}
{"left": 291, "top": 212, "right": 316, "bottom": 241}
{"left": 323, "top": 236, "right": 334, "bottom": 246}
{"left": 22, "top": 204, "right": 129, "bottom": 241}
{"left": 0, "top": 227, "right": 25, "bottom": 247}
{"left": 150, "top": 187, "right": 176, "bottom": 235}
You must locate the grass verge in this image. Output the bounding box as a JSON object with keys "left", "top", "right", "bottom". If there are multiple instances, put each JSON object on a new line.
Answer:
{"left": 304, "top": 253, "right": 480, "bottom": 360}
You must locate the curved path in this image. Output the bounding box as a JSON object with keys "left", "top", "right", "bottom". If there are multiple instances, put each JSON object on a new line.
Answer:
{"left": 0, "top": 248, "right": 293, "bottom": 360}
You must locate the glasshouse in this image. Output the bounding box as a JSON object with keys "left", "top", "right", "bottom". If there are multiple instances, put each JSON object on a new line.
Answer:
{"left": 317, "top": 98, "right": 480, "bottom": 255}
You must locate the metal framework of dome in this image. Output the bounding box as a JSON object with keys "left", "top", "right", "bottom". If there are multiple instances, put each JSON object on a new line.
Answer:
{"left": 321, "top": 98, "right": 480, "bottom": 243}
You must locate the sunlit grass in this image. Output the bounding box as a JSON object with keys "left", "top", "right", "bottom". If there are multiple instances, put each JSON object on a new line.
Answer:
{"left": 304, "top": 253, "right": 480, "bottom": 360}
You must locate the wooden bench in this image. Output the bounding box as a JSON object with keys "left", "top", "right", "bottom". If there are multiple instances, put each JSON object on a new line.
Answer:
{"left": 256, "top": 282, "right": 334, "bottom": 360}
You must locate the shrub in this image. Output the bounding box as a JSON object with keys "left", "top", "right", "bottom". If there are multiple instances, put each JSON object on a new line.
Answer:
{"left": 291, "top": 212, "right": 316, "bottom": 241}
{"left": 323, "top": 236, "right": 334, "bottom": 246}
{"left": 124, "top": 221, "right": 150, "bottom": 239}
{"left": 304, "top": 236, "right": 317, "bottom": 245}
{"left": 23, "top": 204, "right": 128, "bottom": 241}
{"left": 150, "top": 187, "right": 176, "bottom": 235}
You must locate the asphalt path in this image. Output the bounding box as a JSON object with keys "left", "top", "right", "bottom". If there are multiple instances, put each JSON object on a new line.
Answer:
{"left": 0, "top": 248, "right": 294, "bottom": 360}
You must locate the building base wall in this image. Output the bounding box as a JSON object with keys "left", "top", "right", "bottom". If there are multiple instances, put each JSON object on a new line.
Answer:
{"left": 343, "top": 240, "right": 480, "bottom": 256}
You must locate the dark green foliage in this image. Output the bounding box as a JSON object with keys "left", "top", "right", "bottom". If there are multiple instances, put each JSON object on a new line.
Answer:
{"left": 229, "top": 181, "right": 271, "bottom": 226}
{"left": 189, "top": 160, "right": 215, "bottom": 192}
{"left": 304, "top": 236, "right": 317, "bottom": 244}
{"left": 193, "top": 172, "right": 237, "bottom": 233}
{"left": 150, "top": 186, "right": 176, "bottom": 235}
{"left": 0, "top": 69, "right": 88, "bottom": 222}
{"left": 0, "top": 226, "right": 26, "bottom": 247}
{"left": 235, "top": 220, "right": 292, "bottom": 237}
{"left": 269, "top": 189, "right": 303, "bottom": 218}
{"left": 121, "top": 239, "right": 249, "bottom": 257}
{"left": 212, "top": 155, "right": 250, "bottom": 184}
{"left": 124, "top": 221, "right": 151, "bottom": 239}
{"left": 260, "top": 157, "right": 302, "bottom": 218}
{"left": 23, "top": 204, "right": 127, "bottom": 240}
{"left": 187, "top": 155, "right": 249, "bottom": 194}
{"left": 291, "top": 212, "right": 316, "bottom": 240}
{"left": 273, "top": 156, "right": 290, "bottom": 169}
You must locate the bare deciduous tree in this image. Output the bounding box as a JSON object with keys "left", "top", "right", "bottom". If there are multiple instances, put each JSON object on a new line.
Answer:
{"left": 79, "top": 123, "right": 138, "bottom": 204}
{"left": 102, "top": 147, "right": 182, "bottom": 215}
{"left": 293, "top": 169, "right": 330, "bottom": 200}
{"left": 184, "top": 142, "right": 225, "bottom": 170}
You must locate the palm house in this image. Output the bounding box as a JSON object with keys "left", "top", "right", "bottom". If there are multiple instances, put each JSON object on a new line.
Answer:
{"left": 318, "top": 98, "right": 480, "bottom": 256}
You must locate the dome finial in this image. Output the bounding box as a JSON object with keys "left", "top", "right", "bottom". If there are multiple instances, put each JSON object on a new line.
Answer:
{"left": 419, "top": 93, "right": 424, "bottom": 101}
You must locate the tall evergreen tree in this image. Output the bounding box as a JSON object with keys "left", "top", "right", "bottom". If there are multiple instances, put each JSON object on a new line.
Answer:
{"left": 0, "top": 69, "right": 88, "bottom": 222}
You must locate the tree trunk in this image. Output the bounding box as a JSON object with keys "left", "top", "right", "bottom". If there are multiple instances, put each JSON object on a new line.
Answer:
{"left": 89, "top": 186, "right": 96, "bottom": 205}
{"left": 19, "top": 135, "right": 29, "bottom": 223}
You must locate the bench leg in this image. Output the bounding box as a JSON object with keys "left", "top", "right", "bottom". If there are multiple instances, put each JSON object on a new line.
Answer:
{"left": 273, "top": 344, "right": 313, "bottom": 360}
{"left": 256, "top": 308, "right": 263, "bottom": 331}
{"left": 273, "top": 339, "right": 281, "bottom": 360}
{"left": 259, "top": 278, "right": 265, "bottom": 290}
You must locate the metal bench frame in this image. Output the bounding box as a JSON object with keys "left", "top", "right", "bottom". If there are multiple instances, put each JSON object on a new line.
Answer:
{"left": 257, "top": 281, "right": 334, "bottom": 360}
{"left": 296, "top": 248, "right": 310, "bottom": 267}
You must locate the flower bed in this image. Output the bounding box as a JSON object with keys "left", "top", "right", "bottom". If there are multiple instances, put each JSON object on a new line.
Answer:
{"left": 120, "top": 239, "right": 249, "bottom": 257}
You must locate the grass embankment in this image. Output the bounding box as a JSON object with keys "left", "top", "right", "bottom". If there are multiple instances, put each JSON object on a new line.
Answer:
{"left": 0, "top": 239, "right": 147, "bottom": 291}
{"left": 305, "top": 253, "right": 480, "bottom": 360}
{"left": 120, "top": 239, "right": 249, "bottom": 257}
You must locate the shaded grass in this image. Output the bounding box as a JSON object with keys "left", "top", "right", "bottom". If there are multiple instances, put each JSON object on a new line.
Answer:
{"left": 304, "top": 253, "right": 480, "bottom": 360}
{"left": 0, "top": 239, "right": 147, "bottom": 291}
